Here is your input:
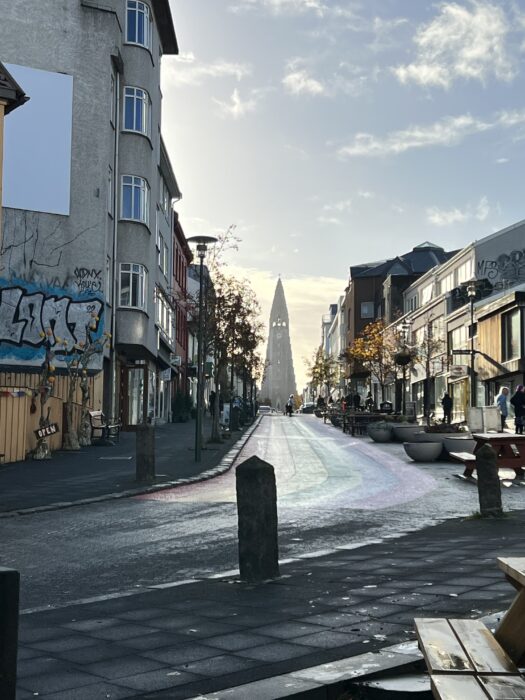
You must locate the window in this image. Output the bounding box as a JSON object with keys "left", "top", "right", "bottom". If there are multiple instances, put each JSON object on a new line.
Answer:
{"left": 421, "top": 284, "right": 433, "bottom": 305}
{"left": 107, "top": 166, "right": 113, "bottom": 216}
{"left": 405, "top": 295, "right": 418, "bottom": 313}
{"left": 157, "top": 232, "right": 164, "bottom": 268}
{"left": 456, "top": 260, "right": 473, "bottom": 285}
{"left": 441, "top": 273, "right": 454, "bottom": 294}
{"left": 159, "top": 175, "right": 170, "bottom": 217}
{"left": 360, "top": 301, "right": 374, "bottom": 319}
{"left": 110, "top": 72, "right": 115, "bottom": 125}
{"left": 121, "top": 175, "right": 149, "bottom": 224}
{"left": 502, "top": 309, "right": 521, "bottom": 361}
{"left": 120, "top": 263, "right": 147, "bottom": 310}
{"left": 155, "top": 289, "right": 175, "bottom": 344}
{"left": 126, "top": 0, "right": 152, "bottom": 50}
{"left": 106, "top": 255, "right": 111, "bottom": 302}
{"left": 162, "top": 241, "right": 169, "bottom": 277}
{"left": 123, "top": 87, "right": 151, "bottom": 136}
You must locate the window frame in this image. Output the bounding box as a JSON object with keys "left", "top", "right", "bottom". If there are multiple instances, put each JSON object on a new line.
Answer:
{"left": 360, "top": 301, "right": 374, "bottom": 319}
{"left": 502, "top": 309, "right": 521, "bottom": 362}
{"left": 125, "top": 0, "right": 152, "bottom": 51}
{"left": 119, "top": 263, "right": 147, "bottom": 311}
{"left": 123, "top": 86, "right": 151, "bottom": 138}
{"left": 121, "top": 175, "right": 150, "bottom": 226}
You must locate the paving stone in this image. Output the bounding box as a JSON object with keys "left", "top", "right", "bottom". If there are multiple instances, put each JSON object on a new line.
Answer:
{"left": 83, "top": 654, "right": 165, "bottom": 680}
{"left": 296, "top": 611, "right": 364, "bottom": 628}
{"left": 17, "top": 646, "right": 45, "bottom": 660}
{"left": 380, "top": 593, "right": 440, "bottom": 607}
{"left": 181, "top": 653, "right": 261, "bottom": 677}
{"left": 253, "top": 621, "right": 326, "bottom": 640}
{"left": 29, "top": 634, "right": 99, "bottom": 653}
{"left": 17, "top": 655, "right": 69, "bottom": 678}
{"left": 236, "top": 641, "right": 314, "bottom": 663}
{"left": 85, "top": 623, "right": 160, "bottom": 641}
{"left": 120, "top": 631, "right": 191, "bottom": 651}
{"left": 116, "top": 668, "right": 201, "bottom": 691}
{"left": 142, "top": 642, "right": 222, "bottom": 665}
{"left": 35, "top": 681, "right": 138, "bottom": 700}
{"left": 203, "top": 631, "right": 275, "bottom": 651}
{"left": 53, "top": 642, "right": 132, "bottom": 664}
{"left": 18, "top": 626, "right": 69, "bottom": 644}
{"left": 291, "top": 630, "right": 362, "bottom": 649}
{"left": 63, "top": 617, "right": 123, "bottom": 632}
{"left": 17, "top": 669, "right": 102, "bottom": 694}
{"left": 116, "top": 607, "right": 174, "bottom": 622}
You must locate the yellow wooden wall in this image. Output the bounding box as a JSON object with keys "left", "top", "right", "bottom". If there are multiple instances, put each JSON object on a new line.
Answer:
{"left": 0, "top": 372, "right": 104, "bottom": 464}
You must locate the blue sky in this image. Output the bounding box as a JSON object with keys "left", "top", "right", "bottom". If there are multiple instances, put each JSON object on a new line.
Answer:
{"left": 163, "top": 0, "right": 525, "bottom": 388}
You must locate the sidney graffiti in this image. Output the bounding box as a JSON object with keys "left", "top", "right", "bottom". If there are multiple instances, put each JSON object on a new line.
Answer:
{"left": 0, "top": 282, "right": 103, "bottom": 365}
{"left": 74, "top": 268, "right": 103, "bottom": 294}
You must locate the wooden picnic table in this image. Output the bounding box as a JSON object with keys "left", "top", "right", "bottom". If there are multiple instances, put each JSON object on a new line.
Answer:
{"left": 495, "top": 557, "right": 525, "bottom": 666}
{"left": 470, "top": 433, "right": 525, "bottom": 479}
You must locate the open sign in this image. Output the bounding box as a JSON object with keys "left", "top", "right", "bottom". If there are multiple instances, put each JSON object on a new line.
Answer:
{"left": 34, "top": 423, "right": 60, "bottom": 439}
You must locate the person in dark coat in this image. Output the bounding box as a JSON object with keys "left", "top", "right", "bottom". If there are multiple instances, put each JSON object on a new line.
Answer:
{"left": 353, "top": 392, "right": 361, "bottom": 411}
{"left": 441, "top": 392, "right": 453, "bottom": 424}
{"left": 209, "top": 390, "right": 216, "bottom": 416}
{"left": 510, "top": 385, "right": 525, "bottom": 435}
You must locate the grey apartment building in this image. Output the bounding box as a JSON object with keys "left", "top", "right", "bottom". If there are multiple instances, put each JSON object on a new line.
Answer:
{"left": 0, "top": 0, "right": 181, "bottom": 442}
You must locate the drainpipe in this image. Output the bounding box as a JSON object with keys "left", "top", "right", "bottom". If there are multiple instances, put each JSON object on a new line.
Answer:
{"left": 109, "top": 67, "right": 121, "bottom": 422}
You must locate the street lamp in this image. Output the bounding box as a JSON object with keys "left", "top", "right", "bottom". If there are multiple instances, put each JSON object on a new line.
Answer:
{"left": 187, "top": 235, "right": 218, "bottom": 462}
{"left": 395, "top": 320, "right": 413, "bottom": 415}
{"left": 467, "top": 280, "right": 477, "bottom": 409}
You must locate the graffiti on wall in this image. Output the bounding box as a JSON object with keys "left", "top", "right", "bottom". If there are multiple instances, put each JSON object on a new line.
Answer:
{"left": 477, "top": 249, "right": 525, "bottom": 288}
{"left": 0, "top": 280, "right": 104, "bottom": 367}
{"left": 74, "top": 268, "right": 103, "bottom": 294}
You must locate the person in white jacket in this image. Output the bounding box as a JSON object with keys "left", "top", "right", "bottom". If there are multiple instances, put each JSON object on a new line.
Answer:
{"left": 495, "top": 387, "right": 509, "bottom": 432}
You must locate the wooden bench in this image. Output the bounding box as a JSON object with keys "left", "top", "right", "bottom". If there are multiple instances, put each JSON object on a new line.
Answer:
{"left": 415, "top": 617, "right": 525, "bottom": 699}
{"left": 88, "top": 411, "right": 120, "bottom": 443}
{"left": 449, "top": 451, "right": 476, "bottom": 477}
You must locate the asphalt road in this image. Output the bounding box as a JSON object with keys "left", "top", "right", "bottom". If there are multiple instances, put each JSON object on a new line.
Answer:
{"left": 3, "top": 415, "right": 524, "bottom": 611}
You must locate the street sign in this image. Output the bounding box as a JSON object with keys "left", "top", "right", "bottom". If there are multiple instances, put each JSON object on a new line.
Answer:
{"left": 34, "top": 423, "right": 59, "bottom": 439}
{"left": 451, "top": 349, "right": 470, "bottom": 355}
{"left": 449, "top": 364, "right": 468, "bottom": 378}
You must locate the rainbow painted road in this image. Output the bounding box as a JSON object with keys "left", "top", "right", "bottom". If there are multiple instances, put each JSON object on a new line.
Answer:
{"left": 138, "top": 415, "right": 437, "bottom": 510}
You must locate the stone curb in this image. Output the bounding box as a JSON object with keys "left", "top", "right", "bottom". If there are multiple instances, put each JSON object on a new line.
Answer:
{"left": 0, "top": 418, "right": 261, "bottom": 519}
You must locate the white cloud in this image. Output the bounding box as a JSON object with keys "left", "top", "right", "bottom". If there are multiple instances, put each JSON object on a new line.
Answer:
{"left": 357, "top": 190, "right": 375, "bottom": 199}
{"left": 338, "top": 109, "right": 525, "bottom": 158}
{"left": 167, "top": 52, "right": 251, "bottom": 86}
{"left": 283, "top": 67, "right": 325, "bottom": 95}
{"left": 317, "top": 215, "right": 342, "bottom": 225}
{"left": 393, "top": 1, "right": 515, "bottom": 88}
{"left": 323, "top": 199, "right": 352, "bottom": 213}
{"left": 426, "top": 196, "right": 491, "bottom": 226}
{"left": 213, "top": 88, "right": 261, "bottom": 119}
{"left": 496, "top": 157, "right": 510, "bottom": 163}
{"left": 228, "top": 0, "right": 352, "bottom": 18}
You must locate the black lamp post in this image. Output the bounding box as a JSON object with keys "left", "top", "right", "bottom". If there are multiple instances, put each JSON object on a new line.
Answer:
{"left": 467, "top": 280, "right": 477, "bottom": 409}
{"left": 187, "top": 235, "right": 217, "bottom": 462}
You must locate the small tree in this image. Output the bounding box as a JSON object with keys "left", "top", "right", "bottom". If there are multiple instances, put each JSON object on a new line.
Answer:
{"left": 306, "top": 346, "right": 338, "bottom": 398}
{"left": 346, "top": 320, "right": 398, "bottom": 401}
{"left": 33, "top": 331, "right": 57, "bottom": 460}
{"left": 412, "top": 315, "right": 446, "bottom": 427}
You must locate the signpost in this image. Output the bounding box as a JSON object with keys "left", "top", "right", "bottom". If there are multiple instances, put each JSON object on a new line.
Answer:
{"left": 33, "top": 423, "right": 59, "bottom": 440}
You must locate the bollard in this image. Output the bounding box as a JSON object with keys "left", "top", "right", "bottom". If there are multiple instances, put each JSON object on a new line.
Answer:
{"left": 0, "top": 567, "right": 19, "bottom": 700}
{"left": 476, "top": 444, "right": 503, "bottom": 517}
{"left": 236, "top": 456, "right": 279, "bottom": 582}
{"left": 136, "top": 424, "right": 155, "bottom": 482}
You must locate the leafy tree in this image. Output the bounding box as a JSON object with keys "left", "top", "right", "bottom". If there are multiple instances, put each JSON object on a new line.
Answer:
{"left": 411, "top": 315, "right": 446, "bottom": 426}
{"left": 306, "top": 346, "right": 338, "bottom": 398}
{"left": 346, "top": 320, "right": 398, "bottom": 401}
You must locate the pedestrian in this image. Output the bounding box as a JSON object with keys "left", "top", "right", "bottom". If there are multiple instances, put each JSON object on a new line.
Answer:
{"left": 328, "top": 395, "right": 334, "bottom": 405}
{"left": 209, "top": 390, "right": 216, "bottom": 416}
{"left": 365, "top": 391, "right": 375, "bottom": 412}
{"left": 353, "top": 392, "right": 361, "bottom": 412}
{"left": 344, "top": 388, "right": 353, "bottom": 410}
{"left": 495, "top": 386, "right": 509, "bottom": 432}
{"left": 510, "top": 385, "right": 525, "bottom": 435}
{"left": 441, "top": 392, "right": 453, "bottom": 424}
{"left": 316, "top": 395, "right": 325, "bottom": 409}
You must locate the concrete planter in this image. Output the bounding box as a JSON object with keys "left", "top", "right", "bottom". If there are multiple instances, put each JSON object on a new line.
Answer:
{"left": 393, "top": 425, "right": 425, "bottom": 442}
{"left": 442, "top": 436, "right": 476, "bottom": 456}
{"left": 367, "top": 423, "right": 394, "bottom": 442}
{"left": 403, "top": 441, "right": 443, "bottom": 462}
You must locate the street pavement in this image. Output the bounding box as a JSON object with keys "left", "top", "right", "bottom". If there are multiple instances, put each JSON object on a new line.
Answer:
{"left": 0, "top": 416, "right": 254, "bottom": 514}
{"left": 7, "top": 414, "right": 525, "bottom": 698}
{"left": 14, "top": 509, "right": 525, "bottom": 698}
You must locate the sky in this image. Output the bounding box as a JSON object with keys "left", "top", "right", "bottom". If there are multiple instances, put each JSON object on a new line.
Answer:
{"left": 162, "top": 0, "right": 525, "bottom": 390}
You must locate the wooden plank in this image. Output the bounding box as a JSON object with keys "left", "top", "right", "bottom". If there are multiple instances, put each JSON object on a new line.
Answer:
{"left": 450, "top": 452, "right": 476, "bottom": 462}
{"left": 497, "top": 558, "right": 525, "bottom": 588}
{"left": 415, "top": 618, "right": 474, "bottom": 674}
{"left": 449, "top": 619, "right": 518, "bottom": 674}
{"left": 478, "top": 675, "right": 525, "bottom": 699}
{"left": 495, "top": 587, "right": 525, "bottom": 665}
{"left": 431, "top": 674, "right": 487, "bottom": 700}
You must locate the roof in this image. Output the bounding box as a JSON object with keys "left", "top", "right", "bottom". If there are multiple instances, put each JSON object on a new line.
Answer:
{"left": 173, "top": 212, "right": 193, "bottom": 263}
{"left": 0, "top": 61, "right": 29, "bottom": 114}
{"left": 152, "top": 0, "right": 179, "bottom": 55}
{"left": 350, "top": 243, "right": 457, "bottom": 280}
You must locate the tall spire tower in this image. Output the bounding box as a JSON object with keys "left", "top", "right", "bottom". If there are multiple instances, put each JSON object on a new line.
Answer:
{"left": 260, "top": 279, "right": 297, "bottom": 411}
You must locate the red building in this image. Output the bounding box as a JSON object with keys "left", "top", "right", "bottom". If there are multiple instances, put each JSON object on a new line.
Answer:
{"left": 172, "top": 212, "right": 193, "bottom": 395}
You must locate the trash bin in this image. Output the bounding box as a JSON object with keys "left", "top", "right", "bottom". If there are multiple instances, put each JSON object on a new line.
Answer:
{"left": 379, "top": 401, "right": 393, "bottom": 414}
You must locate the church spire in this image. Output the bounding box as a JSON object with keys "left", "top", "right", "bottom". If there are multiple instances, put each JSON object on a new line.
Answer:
{"left": 260, "top": 279, "right": 297, "bottom": 411}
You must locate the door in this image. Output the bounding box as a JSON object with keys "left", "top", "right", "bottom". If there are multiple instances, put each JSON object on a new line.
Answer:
{"left": 120, "top": 365, "right": 147, "bottom": 429}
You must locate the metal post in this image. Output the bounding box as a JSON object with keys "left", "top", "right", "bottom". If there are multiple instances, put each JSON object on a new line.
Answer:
{"left": 195, "top": 252, "right": 205, "bottom": 462}
{"left": 468, "top": 283, "right": 476, "bottom": 408}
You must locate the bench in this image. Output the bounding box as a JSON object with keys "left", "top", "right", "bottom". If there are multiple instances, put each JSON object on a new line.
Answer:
{"left": 449, "top": 451, "right": 476, "bottom": 477}
{"left": 88, "top": 411, "right": 120, "bottom": 443}
{"left": 415, "top": 617, "right": 525, "bottom": 699}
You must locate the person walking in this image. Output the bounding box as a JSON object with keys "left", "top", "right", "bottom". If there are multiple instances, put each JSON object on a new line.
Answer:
{"left": 495, "top": 386, "right": 509, "bottom": 432}
{"left": 441, "top": 392, "right": 453, "bottom": 424}
{"left": 353, "top": 392, "right": 361, "bottom": 412}
{"left": 510, "top": 385, "right": 525, "bottom": 435}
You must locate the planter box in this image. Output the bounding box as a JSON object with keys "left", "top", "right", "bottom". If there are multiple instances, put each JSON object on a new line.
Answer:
{"left": 443, "top": 436, "right": 476, "bottom": 456}
{"left": 403, "top": 441, "right": 443, "bottom": 462}
{"left": 367, "top": 423, "right": 394, "bottom": 442}
{"left": 393, "top": 425, "right": 425, "bottom": 442}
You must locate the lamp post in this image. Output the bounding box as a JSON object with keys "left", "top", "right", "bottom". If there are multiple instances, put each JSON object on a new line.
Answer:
{"left": 467, "top": 281, "right": 477, "bottom": 409}
{"left": 187, "top": 235, "right": 217, "bottom": 462}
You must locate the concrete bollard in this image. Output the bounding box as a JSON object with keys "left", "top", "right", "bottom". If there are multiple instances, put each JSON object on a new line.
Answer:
{"left": 236, "top": 456, "right": 279, "bottom": 582}
{"left": 476, "top": 444, "right": 503, "bottom": 517}
{"left": 136, "top": 424, "right": 155, "bottom": 482}
{"left": 0, "top": 567, "right": 20, "bottom": 700}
